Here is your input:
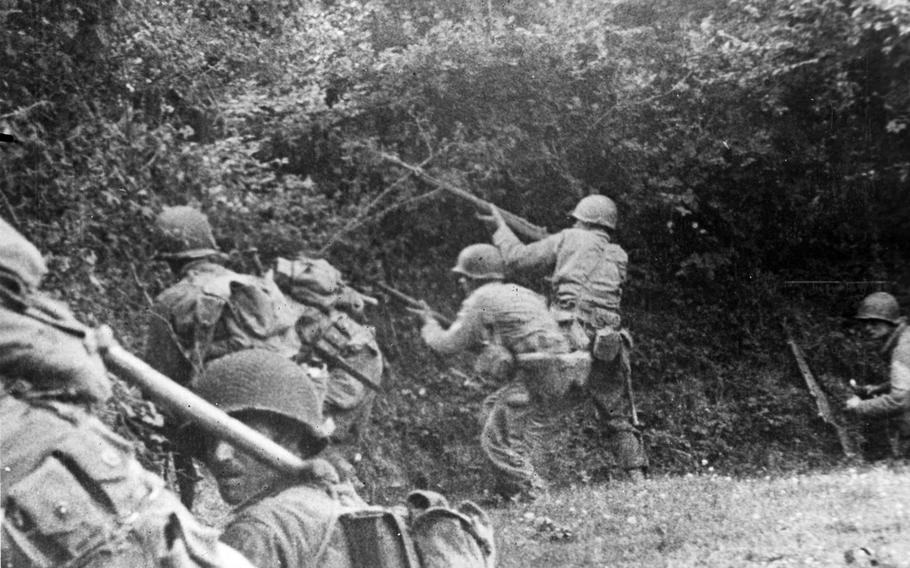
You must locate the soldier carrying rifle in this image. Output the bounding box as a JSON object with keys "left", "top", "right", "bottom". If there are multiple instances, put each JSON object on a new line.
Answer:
{"left": 479, "top": 196, "right": 648, "bottom": 481}
{"left": 0, "top": 217, "right": 253, "bottom": 568}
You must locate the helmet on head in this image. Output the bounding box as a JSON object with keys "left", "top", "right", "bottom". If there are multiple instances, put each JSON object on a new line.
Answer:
{"left": 153, "top": 206, "right": 220, "bottom": 260}
{"left": 0, "top": 218, "right": 48, "bottom": 293}
{"left": 195, "top": 349, "right": 334, "bottom": 441}
{"left": 571, "top": 195, "right": 618, "bottom": 230}
{"left": 451, "top": 244, "right": 505, "bottom": 280}
{"left": 854, "top": 292, "right": 901, "bottom": 325}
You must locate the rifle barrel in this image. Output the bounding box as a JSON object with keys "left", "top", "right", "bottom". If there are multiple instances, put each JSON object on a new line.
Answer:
{"left": 102, "top": 343, "right": 309, "bottom": 475}
{"left": 376, "top": 282, "right": 453, "bottom": 326}
{"left": 380, "top": 153, "right": 550, "bottom": 242}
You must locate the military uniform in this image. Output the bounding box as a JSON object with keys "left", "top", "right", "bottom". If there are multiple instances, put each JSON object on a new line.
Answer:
{"left": 852, "top": 321, "right": 910, "bottom": 457}
{"left": 492, "top": 222, "right": 648, "bottom": 473}
{"left": 421, "top": 281, "right": 570, "bottom": 495}
{"left": 0, "top": 217, "right": 251, "bottom": 568}
{"left": 220, "top": 462, "right": 366, "bottom": 568}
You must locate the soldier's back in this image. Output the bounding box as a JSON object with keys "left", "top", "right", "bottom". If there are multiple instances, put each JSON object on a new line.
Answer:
{"left": 1, "top": 392, "right": 225, "bottom": 568}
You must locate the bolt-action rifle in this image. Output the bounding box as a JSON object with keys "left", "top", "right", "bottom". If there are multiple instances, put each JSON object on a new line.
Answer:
{"left": 781, "top": 320, "right": 857, "bottom": 458}
{"left": 296, "top": 339, "right": 384, "bottom": 393}
{"left": 375, "top": 281, "right": 453, "bottom": 327}
{"left": 5, "top": 290, "right": 312, "bottom": 475}
{"left": 379, "top": 152, "right": 550, "bottom": 242}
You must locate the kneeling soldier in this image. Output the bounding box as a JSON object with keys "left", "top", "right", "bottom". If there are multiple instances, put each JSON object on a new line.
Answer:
{"left": 846, "top": 292, "right": 910, "bottom": 459}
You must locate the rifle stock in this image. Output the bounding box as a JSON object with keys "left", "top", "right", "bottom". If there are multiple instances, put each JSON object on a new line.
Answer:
{"left": 379, "top": 152, "right": 550, "bottom": 242}
{"left": 376, "top": 281, "right": 453, "bottom": 326}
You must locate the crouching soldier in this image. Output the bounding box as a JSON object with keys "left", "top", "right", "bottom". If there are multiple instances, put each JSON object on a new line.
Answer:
{"left": 845, "top": 292, "right": 910, "bottom": 459}
{"left": 410, "top": 244, "right": 588, "bottom": 503}
{"left": 0, "top": 217, "right": 252, "bottom": 568}
{"left": 186, "top": 349, "right": 366, "bottom": 567}
{"left": 144, "top": 205, "right": 302, "bottom": 506}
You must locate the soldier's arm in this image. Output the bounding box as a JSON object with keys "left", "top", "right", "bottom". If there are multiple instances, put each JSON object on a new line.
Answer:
{"left": 492, "top": 225, "right": 560, "bottom": 275}
{"left": 421, "top": 295, "right": 484, "bottom": 355}
{"left": 220, "top": 518, "right": 285, "bottom": 568}
{"left": 853, "top": 360, "right": 910, "bottom": 417}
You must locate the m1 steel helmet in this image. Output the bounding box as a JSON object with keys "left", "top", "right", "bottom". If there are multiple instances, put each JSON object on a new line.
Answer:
{"left": 0, "top": 217, "right": 47, "bottom": 293}
{"left": 451, "top": 244, "right": 505, "bottom": 280}
{"left": 153, "top": 206, "right": 220, "bottom": 260}
{"left": 196, "top": 349, "right": 335, "bottom": 441}
{"left": 854, "top": 292, "right": 901, "bottom": 325}
{"left": 571, "top": 195, "right": 618, "bottom": 230}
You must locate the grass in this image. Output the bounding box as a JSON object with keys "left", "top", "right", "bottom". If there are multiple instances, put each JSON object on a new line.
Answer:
{"left": 192, "top": 461, "right": 910, "bottom": 567}
{"left": 489, "top": 464, "right": 910, "bottom": 567}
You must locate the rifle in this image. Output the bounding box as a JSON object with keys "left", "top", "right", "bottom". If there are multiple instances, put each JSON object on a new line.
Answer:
{"left": 8, "top": 291, "right": 313, "bottom": 475}
{"left": 379, "top": 152, "right": 550, "bottom": 242}
{"left": 303, "top": 340, "right": 384, "bottom": 393}
{"left": 375, "top": 281, "right": 453, "bottom": 326}
{"left": 781, "top": 321, "right": 857, "bottom": 458}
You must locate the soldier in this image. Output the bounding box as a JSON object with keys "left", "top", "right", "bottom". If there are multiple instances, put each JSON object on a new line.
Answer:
{"left": 144, "top": 205, "right": 303, "bottom": 507}
{"left": 0, "top": 217, "right": 253, "bottom": 568}
{"left": 480, "top": 195, "right": 648, "bottom": 481}
{"left": 187, "top": 349, "right": 365, "bottom": 567}
{"left": 410, "top": 244, "right": 584, "bottom": 502}
{"left": 845, "top": 292, "right": 910, "bottom": 459}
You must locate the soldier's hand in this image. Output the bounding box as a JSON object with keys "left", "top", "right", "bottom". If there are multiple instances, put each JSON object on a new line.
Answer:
{"left": 405, "top": 300, "right": 434, "bottom": 323}
{"left": 476, "top": 205, "right": 506, "bottom": 232}
{"left": 845, "top": 395, "right": 861, "bottom": 411}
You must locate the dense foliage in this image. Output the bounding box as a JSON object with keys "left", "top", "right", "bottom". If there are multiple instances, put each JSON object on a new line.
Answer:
{"left": 2, "top": 0, "right": 908, "bottom": 494}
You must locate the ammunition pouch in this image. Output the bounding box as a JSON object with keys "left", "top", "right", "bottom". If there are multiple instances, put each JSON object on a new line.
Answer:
{"left": 516, "top": 351, "right": 592, "bottom": 398}
{"left": 592, "top": 328, "right": 633, "bottom": 363}
{"left": 473, "top": 342, "right": 515, "bottom": 383}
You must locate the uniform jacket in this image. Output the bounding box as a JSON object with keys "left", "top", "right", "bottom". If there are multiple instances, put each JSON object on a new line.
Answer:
{"left": 1, "top": 393, "right": 243, "bottom": 568}
{"left": 854, "top": 321, "right": 910, "bottom": 424}
{"left": 421, "top": 282, "right": 568, "bottom": 356}
{"left": 220, "top": 464, "right": 367, "bottom": 568}
{"left": 493, "top": 225, "right": 627, "bottom": 322}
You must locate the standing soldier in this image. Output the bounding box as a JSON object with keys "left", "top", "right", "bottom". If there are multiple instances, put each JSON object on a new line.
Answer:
{"left": 411, "top": 244, "right": 586, "bottom": 502}
{"left": 845, "top": 292, "right": 910, "bottom": 459}
{"left": 0, "top": 217, "right": 253, "bottom": 568}
{"left": 144, "top": 205, "right": 303, "bottom": 506}
{"left": 480, "top": 195, "right": 647, "bottom": 481}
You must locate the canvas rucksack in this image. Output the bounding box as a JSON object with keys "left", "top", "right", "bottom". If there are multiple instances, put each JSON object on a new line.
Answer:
{"left": 158, "top": 264, "right": 302, "bottom": 379}
{"left": 321, "top": 490, "right": 496, "bottom": 568}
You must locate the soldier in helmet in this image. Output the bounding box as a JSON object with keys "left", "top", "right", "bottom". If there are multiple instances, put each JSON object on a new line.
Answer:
{"left": 188, "top": 349, "right": 366, "bottom": 567}
{"left": 845, "top": 292, "right": 910, "bottom": 459}
{"left": 410, "top": 244, "right": 579, "bottom": 502}
{"left": 0, "top": 217, "right": 253, "bottom": 568}
{"left": 145, "top": 205, "right": 303, "bottom": 507}
{"left": 479, "top": 195, "right": 647, "bottom": 481}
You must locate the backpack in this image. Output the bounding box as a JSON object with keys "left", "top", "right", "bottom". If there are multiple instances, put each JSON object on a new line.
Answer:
{"left": 322, "top": 490, "right": 496, "bottom": 568}
{"left": 158, "top": 264, "right": 302, "bottom": 378}
{"left": 275, "top": 256, "right": 345, "bottom": 311}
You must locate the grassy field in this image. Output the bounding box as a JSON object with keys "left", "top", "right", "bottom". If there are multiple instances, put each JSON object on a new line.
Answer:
{"left": 194, "top": 462, "right": 909, "bottom": 567}
{"left": 490, "top": 464, "right": 910, "bottom": 568}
